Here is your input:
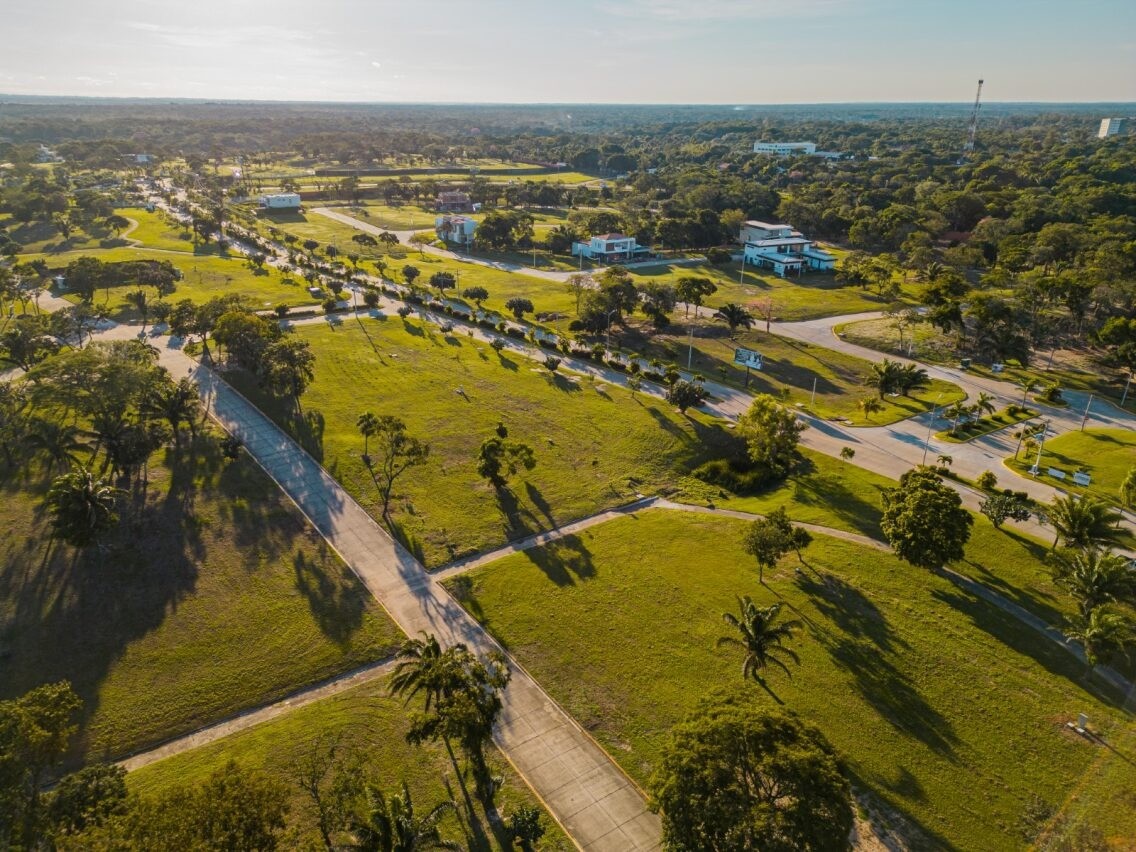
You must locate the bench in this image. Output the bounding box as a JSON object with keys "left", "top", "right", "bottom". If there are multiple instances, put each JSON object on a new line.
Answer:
{"left": 1047, "top": 468, "right": 1066, "bottom": 481}
{"left": 1072, "top": 472, "right": 1092, "bottom": 487}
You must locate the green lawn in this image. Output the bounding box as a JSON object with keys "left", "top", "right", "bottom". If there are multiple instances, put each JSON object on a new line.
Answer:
{"left": 224, "top": 318, "right": 733, "bottom": 567}
{"left": 119, "top": 206, "right": 196, "bottom": 253}
{"left": 1005, "top": 428, "right": 1136, "bottom": 507}
{"left": 449, "top": 510, "right": 1131, "bottom": 850}
{"left": 40, "top": 247, "right": 318, "bottom": 320}
{"left": 628, "top": 259, "right": 917, "bottom": 322}
{"left": 613, "top": 318, "right": 965, "bottom": 426}
{"left": 0, "top": 436, "right": 402, "bottom": 763}
{"left": 936, "top": 406, "right": 1039, "bottom": 443}
{"left": 127, "top": 676, "right": 571, "bottom": 851}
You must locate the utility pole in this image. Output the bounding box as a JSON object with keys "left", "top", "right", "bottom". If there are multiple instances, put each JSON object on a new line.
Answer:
{"left": 687, "top": 325, "right": 695, "bottom": 369}
{"left": 1121, "top": 372, "right": 1133, "bottom": 408}
{"left": 1080, "top": 393, "right": 1094, "bottom": 431}
{"left": 962, "top": 79, "right": 984, "bottom": 158}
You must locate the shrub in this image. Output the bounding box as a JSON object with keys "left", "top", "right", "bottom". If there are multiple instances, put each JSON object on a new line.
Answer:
{"left": 628, "top": 361, "right": 641, "bottom": 374}
{"left": 607, "top": 359, "right": 628, "bottom": 372}
{"left": 490, "top": 337, "right": 506, "bottom": 352}
{"left": 568, "top": 319, "right": 585, "bottom": 332}
{"left": 664, "top": 366, "right": 681, "bottom": 385}
{"left": 693, "top": 457, "right": 776, "bottom": 494}
{"left": 706, "top": 246, "right": 733, "bottom": 265}
{"left": 496, "top": 321, "right": 507, "bottom": 333}
{"left": 505, "top": 326, "right": 527, "bottom": 339}
{"left": 396, "top": 305, "right": 412, "bottom": 319}
{"left": 591, "top": 343, "right": 606, "bottom": 361}
{"left": 322, "top": 297, "right": 339, "bottom": 314}
{"left": 976, "top": 470, "right": 999, "bottom": 491}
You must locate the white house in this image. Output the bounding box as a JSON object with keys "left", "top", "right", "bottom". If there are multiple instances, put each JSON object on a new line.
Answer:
{"left": 740, "top": 220, "right": 835, "bottom": 277}
{"left": 753, "top": 141, "right": 816, "bottom": 156}
{"left": 571, "top": 233, "right": 651, "bottom": 263}
{"left": 1098, "top": 118, "right": 1128, "bottom": 139}
{"left": 435, "top": 214, "right": 477, "bottom": 246}
{"left": 258, "top": 193, "right": 302, "bottom": 210}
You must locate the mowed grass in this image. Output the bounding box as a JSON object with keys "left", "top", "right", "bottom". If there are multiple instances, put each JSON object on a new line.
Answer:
{"left": 450, "top": 510, "right": 1132, "bottom": 850}
{"left": 628, "top": 259, "right": 917, "bottom": 322}
{"left": 127, "top": 677, "right": 572, "bottom": 851}
{"left": 0, "top": 437, "right": 402, "bottom": 763}
{"left": 619, "top": 318, "right": 965, "bottom": 426}
{"left": 1006, "top": 428, "right": 1136, "bottom": 508}
{"left": 119, "top": 206, "right": 196, "bottom": 253}
{"left": 42, "top": 247, "right": 318, "bottom": 319}
{"left": 224, "top": 318, "right": 732, "bottom": 567}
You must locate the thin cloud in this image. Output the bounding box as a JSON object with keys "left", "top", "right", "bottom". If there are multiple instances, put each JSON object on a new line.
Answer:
{"left": 603, "top": 0, "right": 852, "bottom": 19}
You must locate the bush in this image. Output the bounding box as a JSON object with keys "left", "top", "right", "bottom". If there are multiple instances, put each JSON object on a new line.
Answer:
{"left": 693, "top": 457, "right": 776, "bottom": 494}
{"left": 505, "top": 326, "right": 527, "bottom": 339}
{"left": 490, "top": 337, "right": 506, "bottom": 352}
{"left": 976, "top": 470, "right": 999, "bottom": 491}
{"left": 538, "top": 337, "right": 559, "bottom": 350}
{"left": 628, "top": 361, "right": 641, "bottom": 374}
{"left": 706, "top": 246, "right": 733, "bottom": 265}
{"left": 396, "top": 305, "right": 412, "bottom": 319}
{"left": 496, "top": 321, "right": 507, "bottom": 333}
{"left": 568, "top": 319, "right": 585, "bottom": 332}
{"left": 591, "top": 343, "right": 606, "bottom": 361}
{"left": 322, "top": 297, "right": 340, "bottom": 314}
{"left": 606, "top": 359, "right": 628, "bottom": 372}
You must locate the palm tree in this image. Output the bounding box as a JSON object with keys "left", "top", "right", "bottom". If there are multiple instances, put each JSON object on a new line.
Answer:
{"left": 351, "top": 780, "right": 458, "bottom": 852}
{"left": 859, "top": 397, "right": 884, "bottom": 421}
{"left": 358, "top": 410, "right": 379, "bottom": 461}
{"left": 146, "top": 377, "right": 201, "bottom": 448}
{"left": 1047, "top": 495, "right": 1123, "bottom": 550}
{"left": 1065, "top": 608, "right": 1134, "bottom": 673}
{"left": 944, "top": 401, "right": 969, "bottom": 435}
{"left": 25, "top": 419, "right": 88, "bottom": 472}
{"left": 717, "top": 597, "right": 802, "bottom": 686}
{"left": 1052, "top": 548, "right": 1136, "bottom": 618}
{"left": 895, "top": 363, "right": 930, "bottom": 397}
{"left": 865, "top": 358, "right": 903, "bottom": 398}
{"left": 44, "top": 468, "right": 123, "bottom": 549}
{"left": 1017, "top": 376, "right": 1038, "bottom": 405}
{"left": 389, "top": 633, "right": 464, "bottom": 711}
{"left": 1120, "top": 466, "right": 1136, "bottom": 509}
{"left": 936, "top": 453, "right": 953, "bottom": 468}
{"left": 124, "top": 289, "right": 150, "bottom": 329}
{"left": 973, "top": 391, "right": 997, "bottom": 418}
{"left": 712, "top": 303, "right": 754, "bottom": 337}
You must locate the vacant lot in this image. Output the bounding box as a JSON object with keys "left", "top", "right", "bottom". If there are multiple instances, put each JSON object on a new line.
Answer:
{"left": 225, "top": 318, "right": 732, "bottom": 566}
{"left": 1006, "top": 428, "right": 1136, "bottom": 507}
{"left": 128, "top": 676, "right": 571, "bottom": 850}
{"left": 451, "top": 510, "right": 1129, "bottom": 851}
{"left": 0, "top": 436, "right": 401, "bottom": 762}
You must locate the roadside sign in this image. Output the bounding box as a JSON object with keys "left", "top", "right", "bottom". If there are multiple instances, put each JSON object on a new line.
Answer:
{"left": 734, "top": 347, "right": 763, "bottom": 370}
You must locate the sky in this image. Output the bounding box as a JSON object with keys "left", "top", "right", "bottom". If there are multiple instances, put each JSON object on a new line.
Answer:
{"left": 2, "top": 0, "right": 1134, "bottom": 104}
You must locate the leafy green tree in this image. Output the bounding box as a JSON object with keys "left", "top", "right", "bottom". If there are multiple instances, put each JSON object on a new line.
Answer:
{"left": 665, "top": 379, "right": 708, "bottom": 414}
{"left": 648, "top": 693, "right": 853, "bottom": 852}
{"left": 370, "top": 416, "right": 430, "bottom": 520}
{"left": 1051, "top": 548, "right": 1136, "bottom": 618}
{"left": 460, "top": 286, "right": 489, "bottom": 310}
{"left": 25, "top": 419, "right": 88, "bottom": 472}
{"left": 0, "top": 315, "right": 58, "bottom": 371}
{"left": 979, "top": 493, "right": 1032, "bottom": 529}
{"left": 504, "top": 297, "right": 534, "bottom": 321}
{"left": 145, "top": 377, "right": 201, "bottom": 448}
{"left": 1064, "top": 608, "right": 1134, "bottom": 674}
{"left": 259, "top": 338, "right": 316, "bottom": 411}
{"left": 718, "top": 597, "right": 802, "bottom": 684}
{"left": 428, "top": 271, "right": 455, "bottom": 300}
{"left": 44, "top": 469, "right": 123, "bottom": 549}
{"left": 1046, "top": 495, "right": 1122, "bottom": 550}
{"left": 213, "top": 310, "right": 279, "bottom": 371}
{"left": 401, "top": 265, "right": 421, "bottom": 288}
{"left": 476, "top": 436, "right": 536, "bottom": 487}
{"left": 45, "top": 763, "right": 128, "bottom": 839}
{"left": 508, "top": 806, "right": 545, "bottom": 851}
{"left": 736, "top": 394, "right": 807, "bottom": 479}
{"left": 880, "top": 467, "right": 973, "bottom": 570}
{"left": 674, "top": 276, "right": 718, "bottom": 317}
{"left": 565, "top": 273, "right": 592, "bottom": 316}
{"left": 350, "top": 780, "right": 456, "bottom": 852}
{"left": 743, "top": 515, "right": 792, "bottom": 583}
{"left": 713, "top": 302, "right": 754, "bottom": 336}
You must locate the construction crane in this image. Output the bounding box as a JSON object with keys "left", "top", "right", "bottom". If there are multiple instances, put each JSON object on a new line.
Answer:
{"left": 962, "top": 78, "right": 984, "bottom": 156}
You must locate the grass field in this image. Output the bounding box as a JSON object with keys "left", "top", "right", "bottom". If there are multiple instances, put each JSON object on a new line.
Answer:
{"left": 119, "top": 206, "right": 196, "bottom": 253}
{"left": 223, "top": 318, "right": 733, "bottom": 567}
{"left": 41, "top": 246, "right": 319, "bottom": 320}
{"left": 449, "top": 510, "right": 1132, "bottom": 850}
{"left": 0, "top": 436, "right": 401, "bottom": 763}
{"left": 1005, "top": 428, "right": 1136, "bottom": 507}
{"left": 128, "top": 677, "right": 571, "bottom": 850}
{"left": 936, "top": 406, "right": 1039, "bottom": 443}
{"left": 628, "top": 259, "right": 917, "bottom": 322}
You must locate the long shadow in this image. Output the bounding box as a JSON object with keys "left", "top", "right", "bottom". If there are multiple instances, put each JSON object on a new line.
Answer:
{"left": 805, "top": 570, "right": 958, "bottom": 758}
{"left": 292, "top": 550, "right": 365, "bottom": 645}
{"left": 645, "top": 404, "right": 693, "bottom": 444}
{"left": 789, "top": 474, "right": 885, "bottom": 539}
{"left": 524, "top": 481, "right": 556, "bottom": 528}
{"left": 494, "top": 354, "right": 519, "bottom": 372}
{"left": 289, "top": 409, "right": 326, "bottom": 461}
{"left": 930, "top": 584, "right": 1126, "bottom": 706}
{"left": 522, "top": 534, "right": 595, "bottom": 587}
{"left": 493, "top": 486, "right": 542, "bottom": 541}
{"left": 546, "top": 372, "right": 583, "bottom": 394}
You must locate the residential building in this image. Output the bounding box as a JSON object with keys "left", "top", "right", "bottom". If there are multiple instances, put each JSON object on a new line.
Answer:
{"left": 739, "top": 220, "right": 835, "bottom": 277}
{"left": 571, "top": 233, "right": 651, "bottom": 263}
{"left": 753, "top": 141, "right": 816, "bottom": 156}
{"left": 436, "top": 190, "right": 473, "bottom": 212}
{"left": 434, "top": 214, "right": 477, "bottom": 246}
{"left": 258, "top": 193, "right": 302, "bottom": 210}
{"left": 1098, "top": 118, "right": 1128, "bottom": 139}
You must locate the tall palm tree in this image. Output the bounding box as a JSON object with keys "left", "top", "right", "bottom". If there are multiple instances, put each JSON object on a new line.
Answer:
{"left": 351, "top": 780, "right": 458, "bottom": 852}
{"left": 944, "top": 401, "right": 969, "bottom": 435}
{"left": 124, "top": 289, "right": 150, "bottom": 329}
{"left": 973, "top": 391, "right": 997, "bottom": 418}
{"left": 1065, "top": 607, "right": 1134, "bottom": 673}
{"left": 44, "top": 468, "right": 123, "bottom": 549}
{"left": 389, "top": 633, "right": 464, "bottom": 711}
{"left": 25, "top": 419, "right": 88, "bottom": 472}
{"left": 895, "top": 363, "right": 930, "bottom": 397}
{"left": 1017, "top": 376, "right": 1038, "bottom": 405}
{"left": 358, "top": 410, "right": 379, "bottom": 461}
{"left": 717, "top": 597, "right": 802, "bottom": 685}
{"left": 712, "top": 303, "right": 754, "bottom": 337}
{"left": 865, "top": 358, "right": 903, "bottom": 398}
{"left": 1052, "top": 548, "right": 1136, "bottom": 617}
{"left": 859, "top": 397, "right": 884, "bottom": 421}
{"left": 1047, "top": 495, "right": 1123, "bottom": 550}
{"left": 146, "top": 377, "right": 201, "bottom": 448}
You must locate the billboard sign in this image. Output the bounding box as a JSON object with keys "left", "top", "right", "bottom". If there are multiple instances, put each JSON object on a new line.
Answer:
{"left": 734, "top": 347, "right": 764, "bottom": 370}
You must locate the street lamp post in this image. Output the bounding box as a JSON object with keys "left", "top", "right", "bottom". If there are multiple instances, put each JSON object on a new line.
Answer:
{"left": 687, "top": 325, "right": 695, "bottom": 369}
{"left": 1029, "top": 420, "right": 1050, "bottom": 475}
{"left": 921, "top": 393, "right": 944, "bottom": 466}
{"left": 738, "top": 252, "right": 746, "bottom": 285}
{"left": 1121, "top": 372, "right": 1133, "bottom": 408}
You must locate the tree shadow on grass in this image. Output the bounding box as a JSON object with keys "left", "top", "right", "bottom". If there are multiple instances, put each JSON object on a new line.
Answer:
{"left": 522, "top": 534, "right": 595, "bottom": 587}
{"left": 645, "top": 404, "right": 694, "bottom": 445}
{"left": 292, "top": 549, "right": 365, "bottom": 645}
{"left": 789, "top": 473, "right": 885, "bottom": 539}
{"left": 388, "top": 516, "right": 427, "bottom": 565}
{"left": 287, "top": 409, "right": 326, "bottom": 462}
{"left": 494, "top": 354, "right": 519, "bottom": 372}
{"left": 956, "top": 552, "right": 1066, "bottom": 629}
{"left": 930, "top": 584, "right": 1126, "bottom": 707}
{"left": 545, "top": 372, "right": 583, "bottom": 394}
{"left": 524, "top": 481, "right": 556, "bottom": 529}
{"left": 494, "top": 486, "right": 542, "bottom": 541}
{"left": 804, "top": 571, "right": 958, "bottom": 758}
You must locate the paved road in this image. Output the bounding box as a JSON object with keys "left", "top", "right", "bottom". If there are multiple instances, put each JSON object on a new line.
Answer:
{"left": 89, "top": 323, "right": 661, "bottom": 852}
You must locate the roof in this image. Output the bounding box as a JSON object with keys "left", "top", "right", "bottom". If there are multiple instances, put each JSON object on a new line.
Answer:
{"left": 748, "top": 237, "right": 811, "bottom": 247}
{"left": 743, "top": 220, "right": 793, "bottom": 231}
{"left": 595, "top": 233, "right": 630, "bottom": 241}
{"left": 760, "top": 252, "right": 806, "bottom": 264}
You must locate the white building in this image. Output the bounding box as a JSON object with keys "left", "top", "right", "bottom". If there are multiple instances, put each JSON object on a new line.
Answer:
{"left": 435, "top": 214, "right": 477, "bottom": 246}
{"left": 753, "top": 141, "right": 816, "bottom": 156}
{"left": 258, "top": 193, "right": 302, "bottom": 210}
{"left": 1098, "top": 118, "right": 1128, "bottom": 139}
{"left": 571, "top": 233, "right": 651, "bottom": 263}
{"left": 740, "top": 220, "right": 835, "bottom": 277}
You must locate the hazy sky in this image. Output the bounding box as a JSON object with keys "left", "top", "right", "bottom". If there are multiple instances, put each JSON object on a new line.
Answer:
{"left": 2, "top": 0, "right": 1134, "bottom": 103}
